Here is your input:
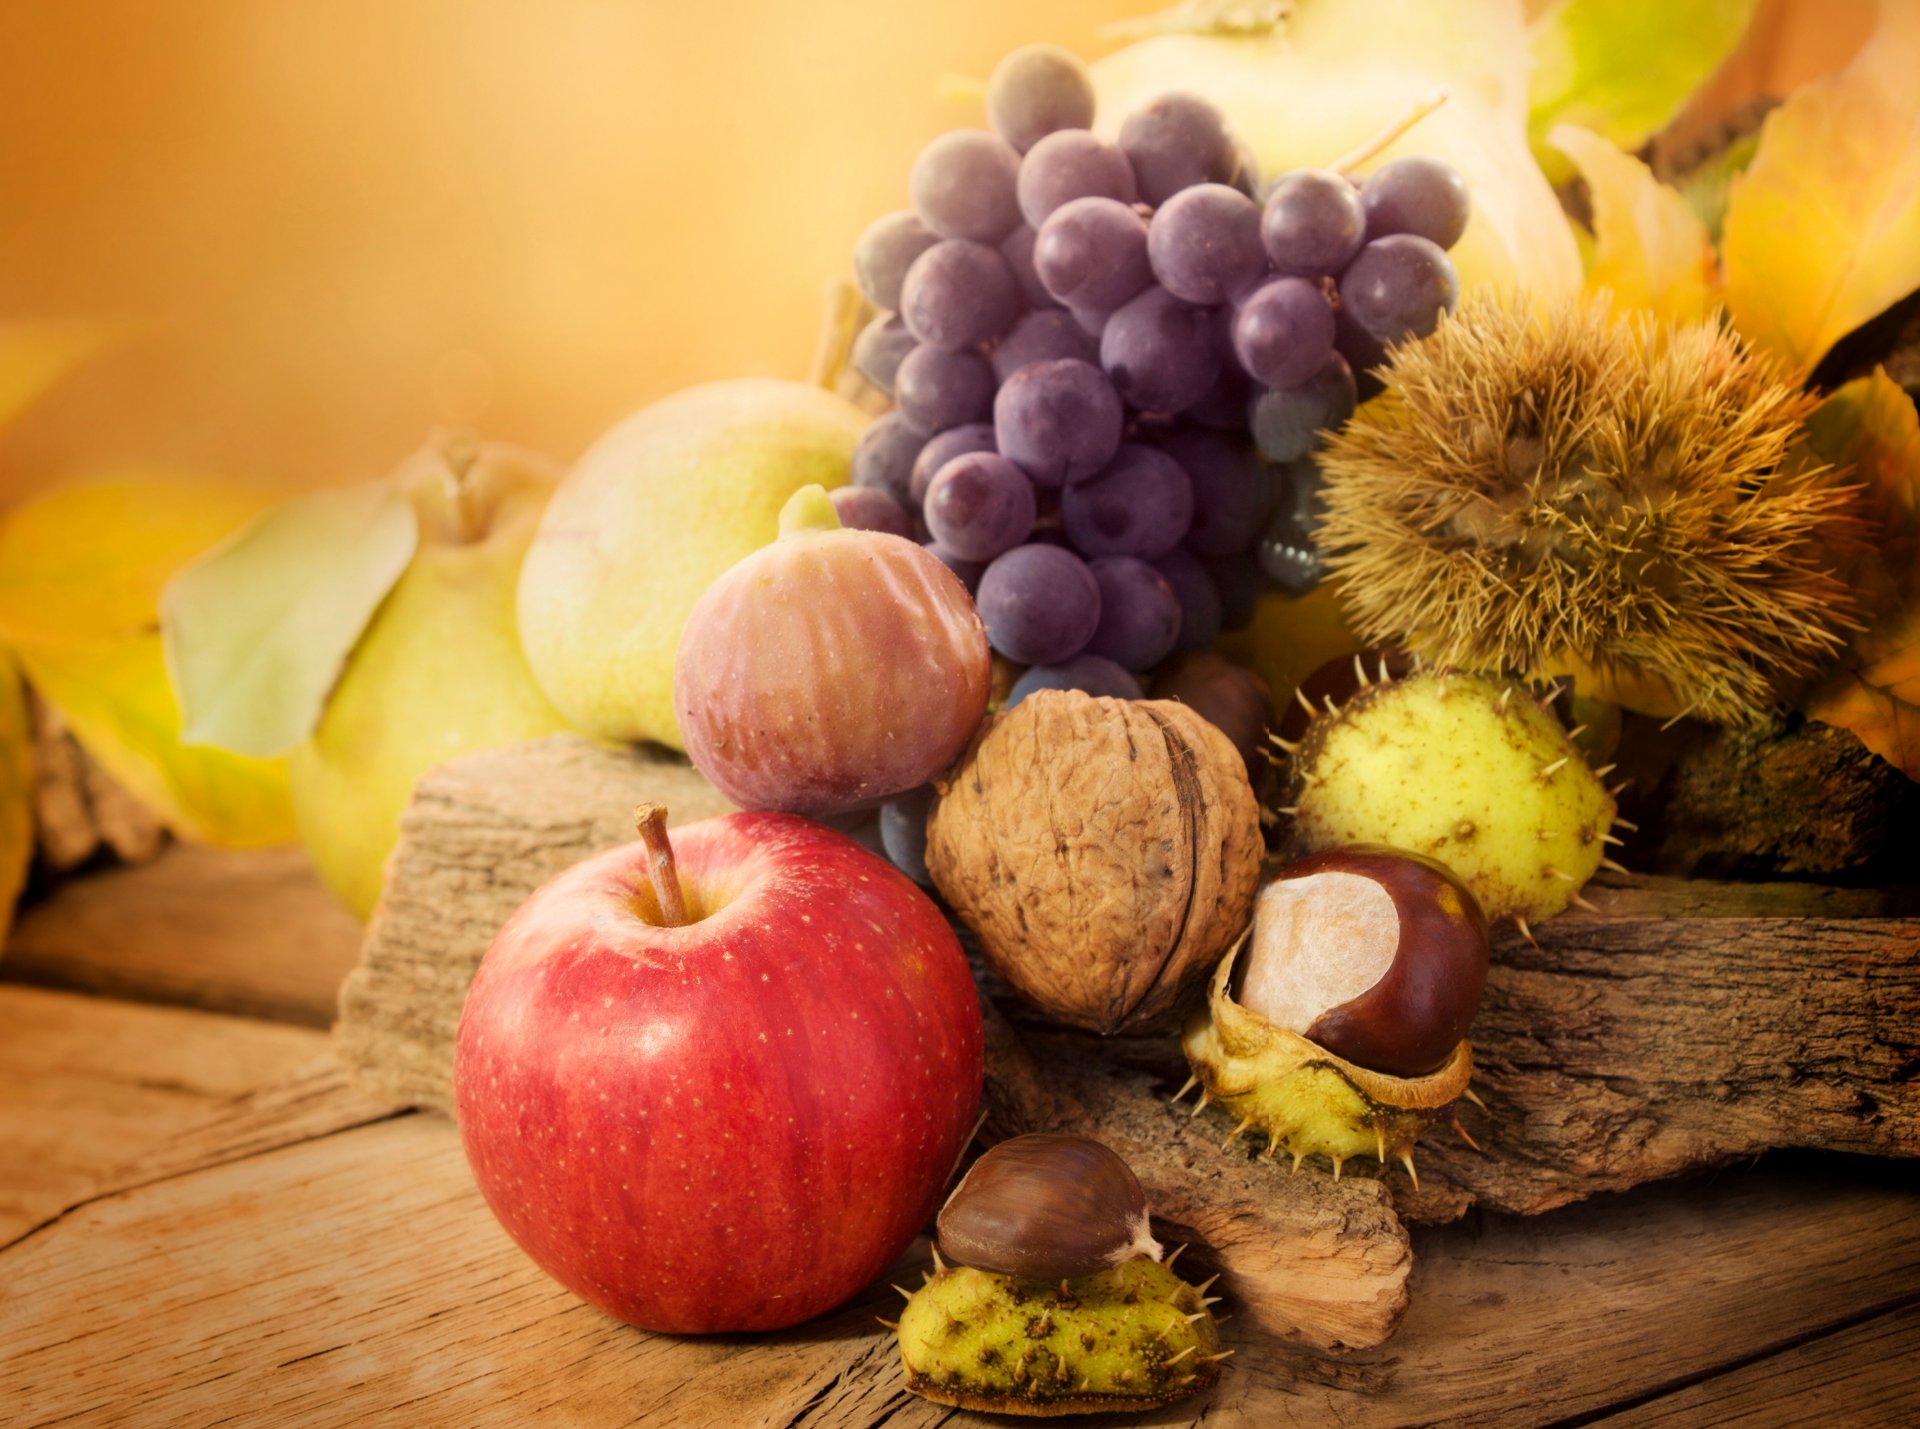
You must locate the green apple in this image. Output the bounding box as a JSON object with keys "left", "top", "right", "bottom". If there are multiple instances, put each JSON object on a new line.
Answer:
{"left": 517, "top": 379, "right": 868, "bottom": 748}
{"left": 289, "top": 441, "right": 571, "bottom": 918}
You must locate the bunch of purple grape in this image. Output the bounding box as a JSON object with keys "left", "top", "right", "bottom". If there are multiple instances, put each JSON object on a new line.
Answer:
{"left": 838, "top": 43, "right": 1468, "bottom": 705}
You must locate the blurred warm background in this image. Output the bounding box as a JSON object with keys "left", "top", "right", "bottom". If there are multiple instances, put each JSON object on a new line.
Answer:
{"left": 0, "top": 0, "right": 1873, "bottom": 505}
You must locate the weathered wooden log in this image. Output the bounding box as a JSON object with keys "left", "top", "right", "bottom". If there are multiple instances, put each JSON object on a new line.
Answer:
{"left": 336, "top": 734, "right": 1413, "bottom": 1352}
{"left": 336, "top": 735, "right": 1920, "bottom": 1242}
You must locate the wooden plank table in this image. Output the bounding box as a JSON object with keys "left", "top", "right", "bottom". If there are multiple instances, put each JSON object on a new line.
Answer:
{"left": 3, "top": 844, "right": 1918, "bottom": 1427}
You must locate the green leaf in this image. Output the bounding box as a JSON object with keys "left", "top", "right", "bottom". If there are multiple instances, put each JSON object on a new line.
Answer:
{"left": 1529, "top": 0, "right": 1760, "bottom": 183}
{"left": 163, "top": 483, "right": 420, "bottom": 758}
{"left": 0, "top": 659, "right": 31, "bottom": 944}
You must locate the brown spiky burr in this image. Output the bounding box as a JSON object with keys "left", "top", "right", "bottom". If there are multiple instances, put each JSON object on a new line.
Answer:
{"left": 1316, "top": 296, "right": 1864, "bottom": 725}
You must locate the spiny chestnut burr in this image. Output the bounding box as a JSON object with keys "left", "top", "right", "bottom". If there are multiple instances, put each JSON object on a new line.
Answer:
{"left": 1241, "top": 846, "right": 1488, "bottom": 1078}
{"left": 936, "top": 1133, "right": 1164, "bottom": 1280}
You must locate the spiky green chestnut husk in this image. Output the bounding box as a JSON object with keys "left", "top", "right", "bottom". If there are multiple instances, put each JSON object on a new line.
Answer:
{"left": 896, "top": 1258, "right": 1224, "bottom": 1416}
{"left": 1281, "top": 669, "right": 1617, "bottom": 929}
{"left": 1182, "top": 935, "right": 1471, "bottom": 1180}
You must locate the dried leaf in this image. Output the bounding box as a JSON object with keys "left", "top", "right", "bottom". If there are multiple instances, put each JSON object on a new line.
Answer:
{"left": 0, "top": 319, "right": 136, "bottom": 435}
{"left": 1528, "top": 0, "right": 1759, "bottom": 181}
{"left": 0, "top": 476, "right": 296, "bottom": 844}
{"left": 12, "top": 637, "right": 294, "bottom": 848}
{"left": 1547, "top": 123, "right": 1717, "bottom": 324}
{"left": 1800, "top": 371, "right": 1920, "bottom": 776}
{"left": 1722, "top": 4, "right": 1920, "bottom": 376}
{"left": 0, "top": 659, "right": 31, "bottom": 943}
{"left": 163, "top": 482, "right": 420, "bottom": 758}
{"left": 0, "top": 475, "right": 271, "bottom": 648}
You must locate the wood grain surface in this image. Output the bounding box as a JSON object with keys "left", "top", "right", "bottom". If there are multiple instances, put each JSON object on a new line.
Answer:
{"left": 2, "top": 1053, "right": 1914, "bottom": 1428}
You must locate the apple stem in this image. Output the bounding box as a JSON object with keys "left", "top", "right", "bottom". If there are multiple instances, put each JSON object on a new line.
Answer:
{"left": 633, "top": 803, "right": 691, "bottom": 927}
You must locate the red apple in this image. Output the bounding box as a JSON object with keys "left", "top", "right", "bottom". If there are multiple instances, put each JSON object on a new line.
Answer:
{"left": 453, "top": 808, "right": 984, "bottom": 1334}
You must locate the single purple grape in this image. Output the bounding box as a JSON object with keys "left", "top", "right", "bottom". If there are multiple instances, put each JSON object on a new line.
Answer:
{"left": 1100, "top": 286, "right": 1219, "bottom": 415}
{"left": 1148, "top": 183, "right": 1267, "bottom": 305}
{"left": 1360, "top": 156, "right": 1470, "bottom": 250}
{"left": 999, "top": 224, "right": 1057, "bottom": 310}
{"left": 1232, "top": 277, "right": 1337, "bottom": 390}
{"left": 894, "top": 345, "right": 997, "bottom": 432}
{"left": 1247, "top": 352, "right": 1357, "bottom": 463}
{"left": 923, "top": 452, "right": 1038, "bottom": 562}
{"left": 976, "top": 543, "right": 1102, "bottom": 664}
{"left": 986, "top": 44, "right": 1097, "bottom": 154}
{"left": 1034, "top": 197, "right": 1153, "bottom": 313}
{"left": 910, "top": 422, "right": 998, "bottom": 507}
{"left": 1151, "top": 548, "right": 1223, "bottom": 650}
{"left": 830, "top": 485, "right": 913, "bottom": 540}
{"left": 1005, "top": 653, "right": 1143, "bottom": 708}
{"left": 1018, "top": 129, "right": 1138, "bottom": 229}
{"left": 851, "top": 313, "right": 917, "bottom": 398}
{"left": 1262, "top": 168, "right": 1366, "bottom": 277}
{"left": 1339, "top": 234, "right": 1460, "bottom": 345}
{"left": 901, "top": 239, "right": 1022, "bottom": 351}
{"left": 1117, "top": 92, "right": 1234, "bottom": 206}
{"left": 1158, "top": 427, "right": 1270, "bottom": 557}
{"left": 1086, "top": 556, "right": 1183, "bottom": 671}
{"left": 992, "top": 307, "right": 1100, "bottom": 383}
{"left": 994, "top": 358, "right": 1124, "bottom": 487}
{"left": 852, "top": 413, "right": 928, "bottom": 505}
{"left": 853, "top": 211, "right": 940, "bottom": 311}
{"left": 910, "top": 129, "right": 1023, "bottom": 242}
{"left": 1058, "top": 443, "right": 1193, "bottom": 558}
{"left": 877, "top": 783, "right": 938, "bottom": 884}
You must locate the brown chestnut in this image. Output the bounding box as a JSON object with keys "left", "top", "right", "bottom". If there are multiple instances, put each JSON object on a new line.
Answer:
{"left": 936, "top": 1133, "right": 1163, "bottom": 1280}
{"left": 1237, "top": 845, "right": 1488, "bottom": 1077}
{"left": 1151, "top": 649, "right": 1273, "bottom": 774}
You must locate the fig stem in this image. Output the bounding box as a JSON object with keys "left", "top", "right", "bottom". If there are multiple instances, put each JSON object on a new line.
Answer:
{"left": 633, "top": 803, "right": 690, "bottom": 927}
{"left": 1329, "top": 88, "right": 1450, "bottom": 175}
{"left": 778, "top": 483, "right": 843, "bottom": 539}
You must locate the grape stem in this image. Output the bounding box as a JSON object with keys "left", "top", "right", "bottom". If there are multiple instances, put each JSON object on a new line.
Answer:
{"left": 633, "top": 803, "right": 691, "bottom": 927}
{"left": 1329, "top": 89, "right": 1451, "bottom": 176}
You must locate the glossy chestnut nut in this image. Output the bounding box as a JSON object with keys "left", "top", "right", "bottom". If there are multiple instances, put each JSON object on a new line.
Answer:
{"left": 936, "top": 1133, "right": 1163, "bottom": 1280}
{"left": 1237, "top": 845, "right": 1488, "bottom": 1077}
{"left": 1152, "top": 649, "right": 1272, "bottom": 774}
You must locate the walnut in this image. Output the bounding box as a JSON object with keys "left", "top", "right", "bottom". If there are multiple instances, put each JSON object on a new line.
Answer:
{"left": 927, "top": 690, "right": 1263, "bottom": 1035}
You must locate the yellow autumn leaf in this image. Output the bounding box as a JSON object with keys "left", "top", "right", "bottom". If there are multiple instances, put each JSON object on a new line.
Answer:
{"left": 1799, "top": 370, "right": 1920, "bottom": 776}
{"left": 0, "top": 319, "right": 137, "bottom": 436}
{"left": 0, "top": 475, "right": 295, "bottom": 846}
{"left": 1722, "top": 1, "right": 1920, "bottom": 376}
{"left": 1547, "top": 123, "right": 1717, "bottom": 325}
{"left": 0, "top": 659, "right": 31, "bottom": 943}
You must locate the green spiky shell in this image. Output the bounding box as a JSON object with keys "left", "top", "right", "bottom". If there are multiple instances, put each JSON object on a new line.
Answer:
{"left": 1182, "top": 934, "right": 1470, "bottom": 1180}
{"left": 1285, "top": 670, "right": 1615, "bottom": 924}
{"left": 897, "top": 1259, "right": 1223, "bottom": 1416}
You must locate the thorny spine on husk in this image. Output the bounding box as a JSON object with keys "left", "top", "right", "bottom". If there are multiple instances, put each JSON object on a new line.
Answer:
{"left": 1315, "top": 297, "right": 1865, "bottom": 725}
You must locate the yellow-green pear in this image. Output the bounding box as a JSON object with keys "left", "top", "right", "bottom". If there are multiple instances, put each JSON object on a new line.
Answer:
{"left": 289, "top": 438, "right": 571, "bottom": 918}
{"left": 517, "top": 379, "right": 868, "bottom": 748}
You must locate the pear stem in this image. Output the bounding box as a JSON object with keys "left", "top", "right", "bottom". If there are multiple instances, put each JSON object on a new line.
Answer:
{"left": 1329, "top": 88, "right": 1451, "bottom": 175}
{"left": 778, "top": 483, "right": 844, "bottom": 539}
{"left": 633, "top": 803, "right": 690, "bottom": 927}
